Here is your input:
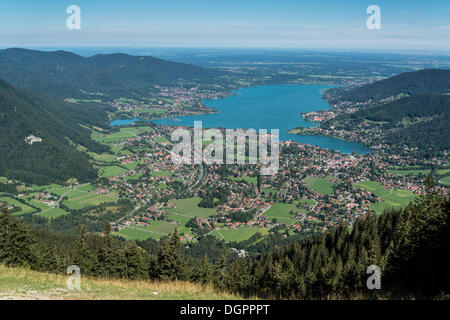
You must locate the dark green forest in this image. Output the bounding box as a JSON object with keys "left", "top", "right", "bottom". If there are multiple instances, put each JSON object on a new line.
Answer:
{"left": 329, "top": 69, "right": 450, "bottom": 104}
{"left": 0, "top": 78, "right": 111, "bottom": 184}
{"left": 324, "top": 94, "right": 450, "bottom": 157}
{"left": 1, "top": 180, "right": 448, "bottom": 299}
{"left": 0, "top": 48, "right": 229, "bottom": 99}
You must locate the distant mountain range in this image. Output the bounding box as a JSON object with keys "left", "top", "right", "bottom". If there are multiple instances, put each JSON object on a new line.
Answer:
{"left": 0, "top": 48, "right": 225, "bottom": 100}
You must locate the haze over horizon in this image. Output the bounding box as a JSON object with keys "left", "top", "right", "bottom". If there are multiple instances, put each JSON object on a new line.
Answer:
{"left": 1, "top": 0, "right": 449, "bottom": 52}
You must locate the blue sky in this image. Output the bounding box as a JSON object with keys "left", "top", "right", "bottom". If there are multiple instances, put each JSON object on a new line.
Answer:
{"left": 0, "top": 0, "right": 449, "bottom": 51}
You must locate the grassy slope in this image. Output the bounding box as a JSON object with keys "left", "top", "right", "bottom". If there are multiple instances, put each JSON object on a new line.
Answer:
{"left": 0, "top": 265, "right": 240, "bottom": 300}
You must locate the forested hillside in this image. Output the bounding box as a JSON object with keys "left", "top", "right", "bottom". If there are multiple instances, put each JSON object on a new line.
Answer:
{"left": 0, "top": 48, "right": 227, "bottom": 100}
{"left": 329, "top": 69, "right": 450, "bottom": 103}
{"left": 0, "top": 78, "right": 111, "bottom": 184}
{"left": 324, "top": 94, "right": 450, "bottom": 156}
{"left": 1, "top": 180, "right": 448, "bottom": 299}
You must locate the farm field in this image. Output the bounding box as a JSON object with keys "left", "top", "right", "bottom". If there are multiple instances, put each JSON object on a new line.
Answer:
{"left": 370, "top": 190, "right": 417, "bottom": 213}
{"left": 115, "top": 221, "right": 193, "bottom": 241}
{"left": 355, "top": 181, "right": 417, "bottom": 213}
{"left": 440, "top": 175, "right": 450, "bottom": 186}
{"left": 303, "top": 176, "right": 338, "bottom": 195}
{"left": 150, "top": 170, "right": 173, "bottom": 177}
{"left": 36, "top": 207, "right": 68, "bottom": 219}
{"left": 229, "top": 176, "right": 257, "bottom": 185}
{"left": 62, "top": 190, "right": 119, "bottom": 210}
{"left": 388, "top": 169, "right": 430, "bottom": 176}
{"left": 355, "top": 181, "right": 391, "bottom": 197}
{"left": 263, "top": 202, "right": 300, "bottom": 224}
{"left": 99, "top": 166, "right": 128, "bottom": 178}
{"left": 154, "top": 136, "right": 171, "bottom": 144}
{"left": 210, "top": 227, "right": 270, "bottom": 243}
{"left": 166, "top": 197, "right": 217, "bottom": 219}
{"left": 91, "top": 127, "right": 153, "bottom": 144}
{"left": 0, "top": 197, "right": 36, "bottom": 215}
{"left": 31, "top": 184, "right": 71, "bottom": 196}
{"left": 89, "top": 152, "right": 117, "bottom": 163}
{"left": 114, "top": 227, "right": 161, "bottom": 241}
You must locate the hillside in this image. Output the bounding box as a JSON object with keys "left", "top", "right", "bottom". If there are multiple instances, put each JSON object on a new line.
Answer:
{"left": 0, "top": 78, "right": 111, "bottom": 184}
{"left": 0, "top": 265, "right": 239, "bottom": 300}
{"left": 322, "top": 70, "right": 450, "bottom": 157}
{"left": 0, "top": 48, "right": 226, "bottom": 100}
{"left": 329, "top": 69, "right": 450, "bottom": 103}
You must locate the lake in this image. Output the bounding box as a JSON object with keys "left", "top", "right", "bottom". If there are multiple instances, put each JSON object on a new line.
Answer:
{"left": 111, "top": 84, "right": 370, "bottom": 154}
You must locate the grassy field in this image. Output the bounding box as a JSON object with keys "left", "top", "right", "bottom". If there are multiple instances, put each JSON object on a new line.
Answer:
{"left": 31, "top": 184, "right": 71, "bottom": 196}
{"left": 263, "top": 203, "right": 300, "bottom": 224}
{"left": 114, "top": 227, "right": 161, "bottom": 241}
{"left": 439, "top": 175, "right": 450, "bottom": 186}
{"left": 36, "top": 207, "right": 68, "bottom": 219}
{"left": 355, "top": 181, "right": 391, "bottom": 197}
{"left": 99, "top": 166, "right": 128, "bottom": 178}
{"left": 355, "top": 181, "right": 417, "bottom": 213}
{"left": 91, "top": 127, "right": 153, "bottom": 145}
{"left": 229, "top": 176, "right": 257, "bottom": 185}
{"left": 62, "top": 190, "right": 119, "bottom": 210}
{"left": 0, "top": 265, "right": 240, "bottom": 300}
{"left": 303, "top": 176, "right": 337, "bottom": 195}
{"left": 210, "top": 227, "right": 270, "bottom": 243}
{"left": 150, "top": 170, "right": 173, "bottom": 177}
{"left": 388, "top": 169, "right": 430, "bottom": 176}
{"left": 89, "top": 153, "right": 117, "bottom": 163}
{"left": 167, "top": 197, "right": 217, "bottom": 219}
{"left": 155, "top": 136, "right": 172, "bottom": 144}
{"left": 0, "top": 197, "right": 36, "bottom": 215}
{"left": 115, "top": 221, "right": 193, "bottom": 241}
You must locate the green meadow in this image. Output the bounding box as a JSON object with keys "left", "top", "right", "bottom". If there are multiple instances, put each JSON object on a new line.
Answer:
{"left": 210, "top": 227, "right": 270, "bottom": 243}
{"left": 0, "top": 197, "right": 36, "bottom": 215}
{"left": 62, "top": 190, "right": 119, "bottom": 210}
{"left": 388, "top": 169, "right": 430, "bottom": 176}
{"left": 92, "top": 127, "right": 153, "bottom": 144}
{"left": 150, "top": 170, "right": 174, "bottom": 177}
{"left": 229, "top": 176, "right": 257, "bottom": 185}
{"left": 355, "top": 181, "right": 391, "bottom": 197}
{"left": 440, "top": 175, "right": 450, "bottom": 186}
{"left": 99, "top": 166, "right": 128, "bottom": 178}
{"left": 355, "top": 181, "right": 417, "bottom": 213}
{"left": 303, "top": 176, "right": 337, "bottom": 195}
{"left": 37, "top": 207, "right": 68, "bottom": 219}
{"left": 263, "top": 202, "right": 301, "bottom": 224}
{"left": 167, "top": 197, "right": 217, "bottom": 219}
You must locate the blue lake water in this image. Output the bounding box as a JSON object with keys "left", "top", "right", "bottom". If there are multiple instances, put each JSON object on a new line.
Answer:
{"left": 111, "top": 84, "right": 370, "bottom": 154}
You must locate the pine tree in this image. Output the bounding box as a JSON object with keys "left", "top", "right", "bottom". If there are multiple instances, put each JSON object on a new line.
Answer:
{"left": 200, "top": 255, "right": 212, "bottom": 285}
{"left": 213, "top": 249, "right": 229, "bottom": 291}
{"left": 0, "top": 208, "right": 11, "bottom": 262}
{"left": 74, "top": 225, "right": 93, "bottom": 275}
{"left": 94, "top": 222, "right": 116, "bottom": 278}
{"left": 157, "top": 229, "right": 182, "bottom": 280}
{"left": 125, "top": 241, "right": 146, "bottom": 280}
{"left": 3, "top": 215, "right": 35, "bottom": 268}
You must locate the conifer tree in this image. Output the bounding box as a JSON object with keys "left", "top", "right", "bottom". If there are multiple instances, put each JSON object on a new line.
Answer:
{"left": 125, "top": 241, "right": 146, "bottom": 280}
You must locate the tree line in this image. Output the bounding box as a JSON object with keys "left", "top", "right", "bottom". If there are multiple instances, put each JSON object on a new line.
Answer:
{"left": 0, "top": 178, "right": 449, "bottom": 299}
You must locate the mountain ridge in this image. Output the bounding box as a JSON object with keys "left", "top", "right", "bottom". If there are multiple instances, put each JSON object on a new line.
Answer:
{"left": 0, "top": 48, "right": 226, "bottom": 100}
